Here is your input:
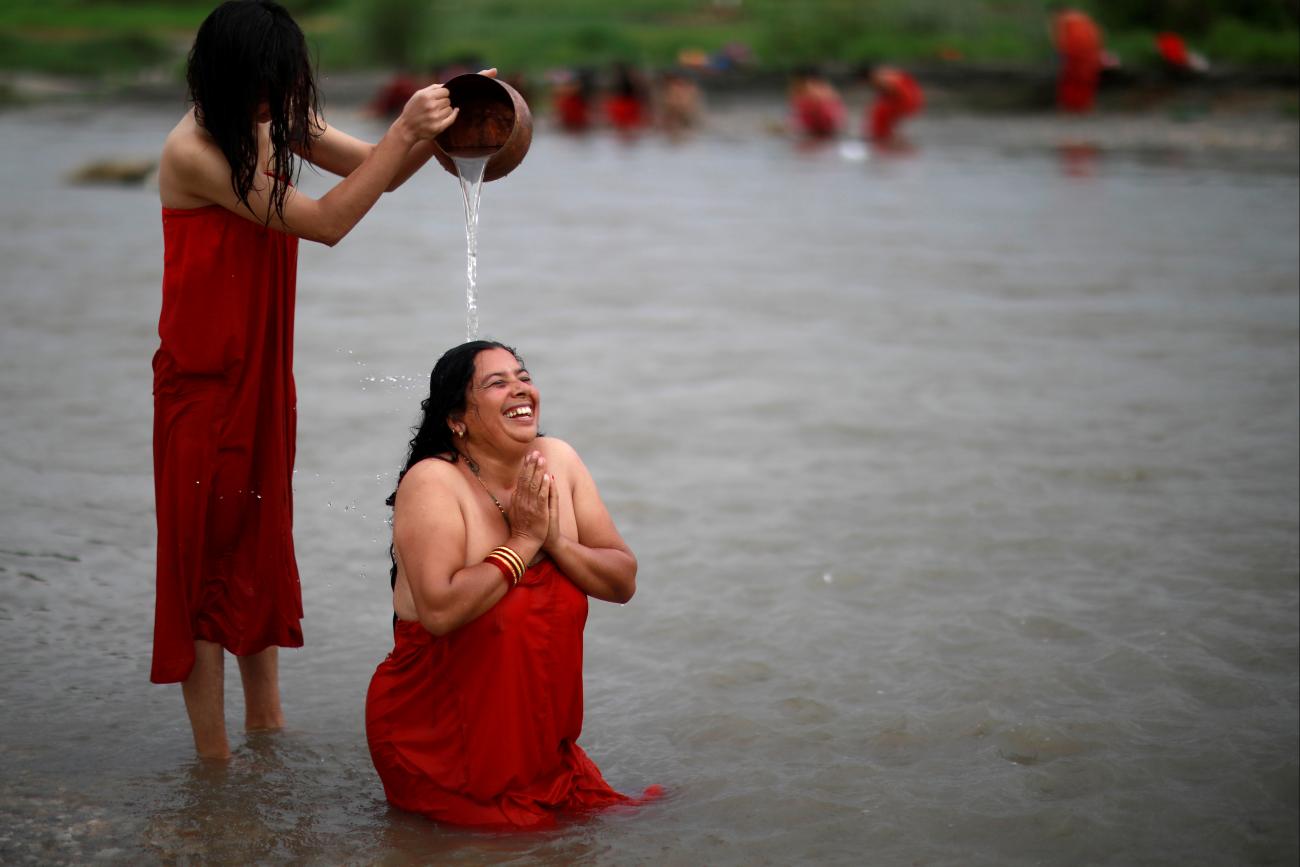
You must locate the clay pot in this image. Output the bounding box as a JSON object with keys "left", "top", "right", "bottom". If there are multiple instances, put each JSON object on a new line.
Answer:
{"left": 432, "top": 73, "right": 533, "bottom": 182}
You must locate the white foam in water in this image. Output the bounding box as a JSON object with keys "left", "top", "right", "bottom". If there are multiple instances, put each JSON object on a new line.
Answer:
{"left": 452, "top": 155, "right": 490, "bottom": 341}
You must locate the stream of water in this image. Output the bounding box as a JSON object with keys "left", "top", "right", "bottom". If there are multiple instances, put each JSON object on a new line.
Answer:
{"left": 453, "top": 153, "right": 490, "bottom": 341}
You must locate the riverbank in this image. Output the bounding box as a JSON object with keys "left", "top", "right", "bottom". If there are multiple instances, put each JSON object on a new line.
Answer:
{"left": 3, "top": 59, "right": 1297, "bottom": 109}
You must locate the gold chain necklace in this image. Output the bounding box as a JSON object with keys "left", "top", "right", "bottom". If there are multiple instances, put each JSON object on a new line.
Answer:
{"left": 460, "top": 452, "right": 509, "bottom": 528}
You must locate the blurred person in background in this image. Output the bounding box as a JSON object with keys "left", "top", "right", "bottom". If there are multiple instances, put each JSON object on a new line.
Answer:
{"left": 1156, "top": 32, "right": 1210, "bottom": 79}
{"left": 863, "top": 64, "right": 924, "bottom": 144}
{"left": 788, "top": 66, "right": 845, "bottom": 139}
{"left": 365, "top": 341, "right": 659, "bottom": 828}
{"left": 604, "top": 62, "right": 652, "bottom": 134}
{"left": 1051, "top": 5, "right": 1105, "bottom": 112}
{"left": 550, "top": 67, "right": 596, "bottom": 133}
{"left": 151, "top": 0, "right": 482, "bottom": 759}
{"left": 656, "top": 68, "right": 703, "bottom": 136}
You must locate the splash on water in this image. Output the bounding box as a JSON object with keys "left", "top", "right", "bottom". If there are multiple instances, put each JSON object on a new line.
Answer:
{"left": 453, "top": 155, "right": 490, "bottom": 341}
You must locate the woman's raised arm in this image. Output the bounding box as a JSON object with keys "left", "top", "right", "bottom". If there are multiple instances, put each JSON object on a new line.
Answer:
{"left": 541, "top": 440, "right": 637, "bottom": 604}
{"left": 169, "top": 83, "right": 457, "bottom": 245}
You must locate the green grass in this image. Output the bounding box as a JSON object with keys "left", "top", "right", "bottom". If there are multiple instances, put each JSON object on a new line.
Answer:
{"left": 0, "top": 29, "right": 173, "bottom": 75}
{"left": 1202, "top": 17, "right": 1300, "bottom": 67}
{"left": 0, "top": 0, "right": 212, "bottom": 32}
{"left": 0, "top": 0, "right": 1295, "bottom": 80}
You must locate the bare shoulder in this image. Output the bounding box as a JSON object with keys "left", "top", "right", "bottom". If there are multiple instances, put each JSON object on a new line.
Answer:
{"left": 396, "top": 456, "right": 464, "bottom": 502}
{"left": 158, "top": 111, "right": 228, "bottom": 208}
{"left": 161, "top": 112, "right": 214, "bottom": 167}
{"left": 536, "top": 436, "right": 583, "bottom": 468}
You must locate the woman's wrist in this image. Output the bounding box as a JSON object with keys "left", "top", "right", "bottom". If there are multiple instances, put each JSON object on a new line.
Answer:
{"left": 386, "top": 115, "right": 420, "bottom": 149}
{"left": 542, "top": 532, "right": 569, "bottom": 559}
{"left": 484, "top": 546, "right": 525, "bottom": 588}
{"left": 506, "top": 534, "right": 542, "bottom": 565}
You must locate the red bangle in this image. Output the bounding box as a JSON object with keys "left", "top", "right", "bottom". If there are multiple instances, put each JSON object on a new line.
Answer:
{"left": 485, "top": 553, "right": 514, "bottom": 588}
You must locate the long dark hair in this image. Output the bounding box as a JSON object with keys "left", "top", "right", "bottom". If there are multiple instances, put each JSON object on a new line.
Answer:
{"left": 386, "top": 341, "right": 521, "bottom": 590}
{"left": 187, "top": 0, "right": 320, "bottom": 223}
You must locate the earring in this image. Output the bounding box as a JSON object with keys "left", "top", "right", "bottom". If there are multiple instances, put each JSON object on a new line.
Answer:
{"left": 455, "top": 426, "right": 465, "bottom": 438}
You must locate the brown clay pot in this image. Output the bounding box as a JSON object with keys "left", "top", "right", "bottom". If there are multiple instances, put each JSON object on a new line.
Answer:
{"left": 431, "top": 73, "right": 533, "bottom": 182}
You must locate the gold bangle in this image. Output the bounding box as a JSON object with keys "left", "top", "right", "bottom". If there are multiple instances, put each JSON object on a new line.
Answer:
{"left": 492, "top": 545, "right": 526, "bottom": 579}
{"left": 486, "top": 545, "right": 525, "bottom": 585}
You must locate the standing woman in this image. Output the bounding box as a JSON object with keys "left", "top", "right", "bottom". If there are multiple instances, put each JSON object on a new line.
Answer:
{"left": 151, "top": 0, "right": 473, "bottom": 759}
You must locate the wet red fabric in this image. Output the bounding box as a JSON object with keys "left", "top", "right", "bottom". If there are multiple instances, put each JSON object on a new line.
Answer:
{"left": 366, "top": 558, "right": 656, "bottom": 828}
{"left": 868, "top": 70, "right": 924, "bottom": 141}
{"left": 1055, "top": 10, "right": 1103, "bottom": 112}
{"left": 150, "top": 205, "right": 303, "bottom": 684}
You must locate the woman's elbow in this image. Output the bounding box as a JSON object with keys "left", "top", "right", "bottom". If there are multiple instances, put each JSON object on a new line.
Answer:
{"left": 416, "top": 608, "right": 454, "bottom": 637}
{"left": 608, "top": 565, "right": 637, "bottom": 603}
{"left": 314, "top": 222, "right": 350, "bottom": 247}
{"left": 297, "top": 225, "right": 345, "bottom": 247}
{"left": 296, "top": 210, "right": 352, "bottom": 247}
{"left": 613, "top": 554, "right": 638, "bottom": 603}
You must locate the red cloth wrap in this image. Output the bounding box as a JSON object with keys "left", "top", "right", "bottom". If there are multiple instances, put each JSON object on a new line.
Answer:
{"left": 150, "top": 204, "right": 303, "bottom": 683}
{"left": 366, "top": 558, "right": 658, "bottom": 828}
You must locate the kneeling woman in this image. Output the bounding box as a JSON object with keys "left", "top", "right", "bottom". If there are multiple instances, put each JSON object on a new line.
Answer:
{"left": 366, "top": 341, "right": 657, "bottom": 828}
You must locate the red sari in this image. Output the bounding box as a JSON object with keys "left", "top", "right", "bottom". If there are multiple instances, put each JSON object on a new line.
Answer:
{"left": 150, "top": 204, "right": 304, "bottom": 684}
{"left": 366, "top": 558, "right": 656, "bottom": 828}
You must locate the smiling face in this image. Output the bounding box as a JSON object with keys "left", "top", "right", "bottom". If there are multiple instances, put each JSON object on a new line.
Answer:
{"left": 458, "top": 347, "right": 539, "bottom": 451}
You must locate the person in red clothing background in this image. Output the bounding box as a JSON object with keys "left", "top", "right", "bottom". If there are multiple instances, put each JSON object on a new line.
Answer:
{"left": 1156, "top": 32, "right": 1210, "bottom": 77}
{"left": 1051, "top": 6, "right": 1105, "bottom": 112}
{"left": 153, "top": 0, "right": 480, "bottom": 759}
{"left": 603, "top": 62, "right": 651, "bottom": 134}
{"left": 788, "top": 66, "right": 845, "bottom": 140}
{"left": 864, "top": 65, "right": 924, "bottom": 143}
{"left": 551, "top": 68, "right": 596, "bottom": 133}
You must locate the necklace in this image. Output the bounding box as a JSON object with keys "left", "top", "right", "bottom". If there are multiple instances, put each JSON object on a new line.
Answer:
{"left": 460, "top": 451, "right": 509, "bottom": 527}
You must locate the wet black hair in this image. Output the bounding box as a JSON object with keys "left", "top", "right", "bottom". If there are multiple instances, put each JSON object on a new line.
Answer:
{"left": 187, "top": 0, "right": 320, "bottom": 223}
{"left": 385, "top": 340, "right": 523, "bottom": 591}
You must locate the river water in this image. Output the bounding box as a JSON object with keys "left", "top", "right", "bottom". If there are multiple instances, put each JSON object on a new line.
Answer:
{"left": 1, "top": 99, "right": 1297, "bottom": 866}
